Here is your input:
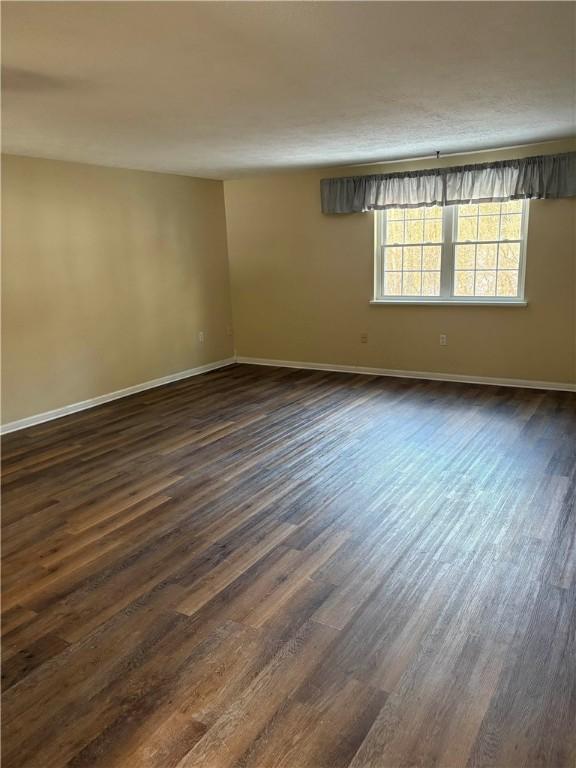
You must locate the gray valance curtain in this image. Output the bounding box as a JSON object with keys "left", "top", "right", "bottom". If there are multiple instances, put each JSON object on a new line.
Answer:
{"left": 320, "top": 152, "right": 576, "bottom": 214}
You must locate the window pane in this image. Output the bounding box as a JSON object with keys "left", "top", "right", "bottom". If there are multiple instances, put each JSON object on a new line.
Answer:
{"left": 405, "top": 219, "right": 424, "bottom": 243}
{"left": 501, "top": 214, "right": 521, "bottom": 240}
{"left": 478, "top": 202, "right": 502, "bottom": 215}
{"left": 384, "top": 247, "right": 402, "bottom": 270}
{"left": 387, "top": 221, "right": 404, "bottom": 243}
{"left": 406, "top": 208, "right": 423, "bottom": 221}
{"left": 475, "top": 270, "right": 497, "bottom": 296}
{"left": 381, "top": 206, "right": 445, "bottom": 298}
{"left": 478, "top": 215, "right": 499, "bottom": 241}
{"left": 402, "top": 271, "right": 421, "bottom": 295}
{"left": 451, "top": 201, "right": 526, "bottom": 300}
{"left": 422, "top": 246, "right": 441, "bottom": 270}
{"left": 498, "top": 243, "right": 520, "bottom": 269}
{"left": 476, "top": 243, "right": 497, "bottom": 269}
{"left": 458, "top": 216, "right": 478, "bottom": 241}
{"left": 455, "top": 244, "right": 475, "bottom": 269}
{"left": 422, "top": 271, "right": 440, "bottom": 296}
{"left": 424, "top": 219, "right": 442, "bottom": 242}
{"left": 454, "top": 271, "right": 475, "bottom": 296}
{"left": 384, "top": 272, "right": 402, "bottom": 295}
{"left": 403, "top": 246, "right": 421, "bottom": 270}
{"left": 501, "top": 199, "right": 522, "bottom": 213}
{"left": 497, "top": 270, "right": 519, "bottom": 297}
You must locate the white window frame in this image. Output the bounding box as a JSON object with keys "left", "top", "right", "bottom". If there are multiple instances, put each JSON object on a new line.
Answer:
{"left": 372, "top": 201, "right": 529, "bottom": 306}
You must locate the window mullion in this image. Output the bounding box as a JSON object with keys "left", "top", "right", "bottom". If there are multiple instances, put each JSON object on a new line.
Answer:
{"left": 440, "top": 206, "right": 454, "bottom": 298}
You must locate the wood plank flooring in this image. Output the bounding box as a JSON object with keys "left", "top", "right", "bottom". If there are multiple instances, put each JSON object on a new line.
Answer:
{"left": 2, "top": 363, "right": 575, "bottom": 768}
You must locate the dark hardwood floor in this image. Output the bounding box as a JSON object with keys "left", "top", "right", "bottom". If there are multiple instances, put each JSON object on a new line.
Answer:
{"left": 2, "top": 363, "right": 575, "bottom": 768}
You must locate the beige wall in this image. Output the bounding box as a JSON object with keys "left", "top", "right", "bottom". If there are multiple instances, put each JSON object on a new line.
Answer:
{"left": 3, "top": 141, "right": 575, "bottom": 426}
{"left": 225, "top": 140, "right": 576, "bottom": 385}
{"left": 2, "top": 155, "right": 234, "bottom": 424}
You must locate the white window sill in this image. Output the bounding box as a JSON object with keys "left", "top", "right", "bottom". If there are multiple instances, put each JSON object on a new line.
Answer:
{"left": 370, "top": 299, "right": 528, "bottom": 307}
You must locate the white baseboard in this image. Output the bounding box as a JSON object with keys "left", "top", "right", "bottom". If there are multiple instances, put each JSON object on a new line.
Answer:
{"left": 1, "top": 358, "right": 236, "bottom": 435}
{"left": 236, "top": 356, "right": 576, "bottom": 393}
{"left": 3, "top": 354, "right": 574, "bottom": 435}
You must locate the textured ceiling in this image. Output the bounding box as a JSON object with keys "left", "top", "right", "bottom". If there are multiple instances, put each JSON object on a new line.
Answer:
{"left": 2, "top": 1, "right": 575, "bottom": 179}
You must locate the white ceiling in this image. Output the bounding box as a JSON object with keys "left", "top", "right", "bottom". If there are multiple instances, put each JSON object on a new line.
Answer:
{"left": 2, "top": 1, "right": 575, "bottom": 179}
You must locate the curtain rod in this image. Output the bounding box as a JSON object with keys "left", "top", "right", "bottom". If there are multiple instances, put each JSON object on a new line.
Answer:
{"left": 351, "top": 139, "right": 575, "bottom": 169}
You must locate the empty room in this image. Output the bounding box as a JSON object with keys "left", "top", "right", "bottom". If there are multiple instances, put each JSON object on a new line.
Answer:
{"left": 1, "top": 2, "right": 575, "bottom": 767}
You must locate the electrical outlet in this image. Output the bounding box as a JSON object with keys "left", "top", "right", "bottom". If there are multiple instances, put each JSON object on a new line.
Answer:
{"left": 439, "top": 334, "right": 447, "bottom": 346}
{"left": 360, "top": 333, "right": 368, "bottom": 344}
{"left": 226, "top": 325, "right": 234, "bottom": 337}
{"left": 198, "top": 331, "right": 205, "bottom": 344}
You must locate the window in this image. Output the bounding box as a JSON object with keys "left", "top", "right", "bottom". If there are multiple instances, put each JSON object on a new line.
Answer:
{"left": 374, "top": 200, "right": 528, "bottom": 304}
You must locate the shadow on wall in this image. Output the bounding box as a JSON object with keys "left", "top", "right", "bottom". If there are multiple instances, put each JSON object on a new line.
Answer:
{"left": 2, "top": 66, "right": 92, "bottom": 92}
